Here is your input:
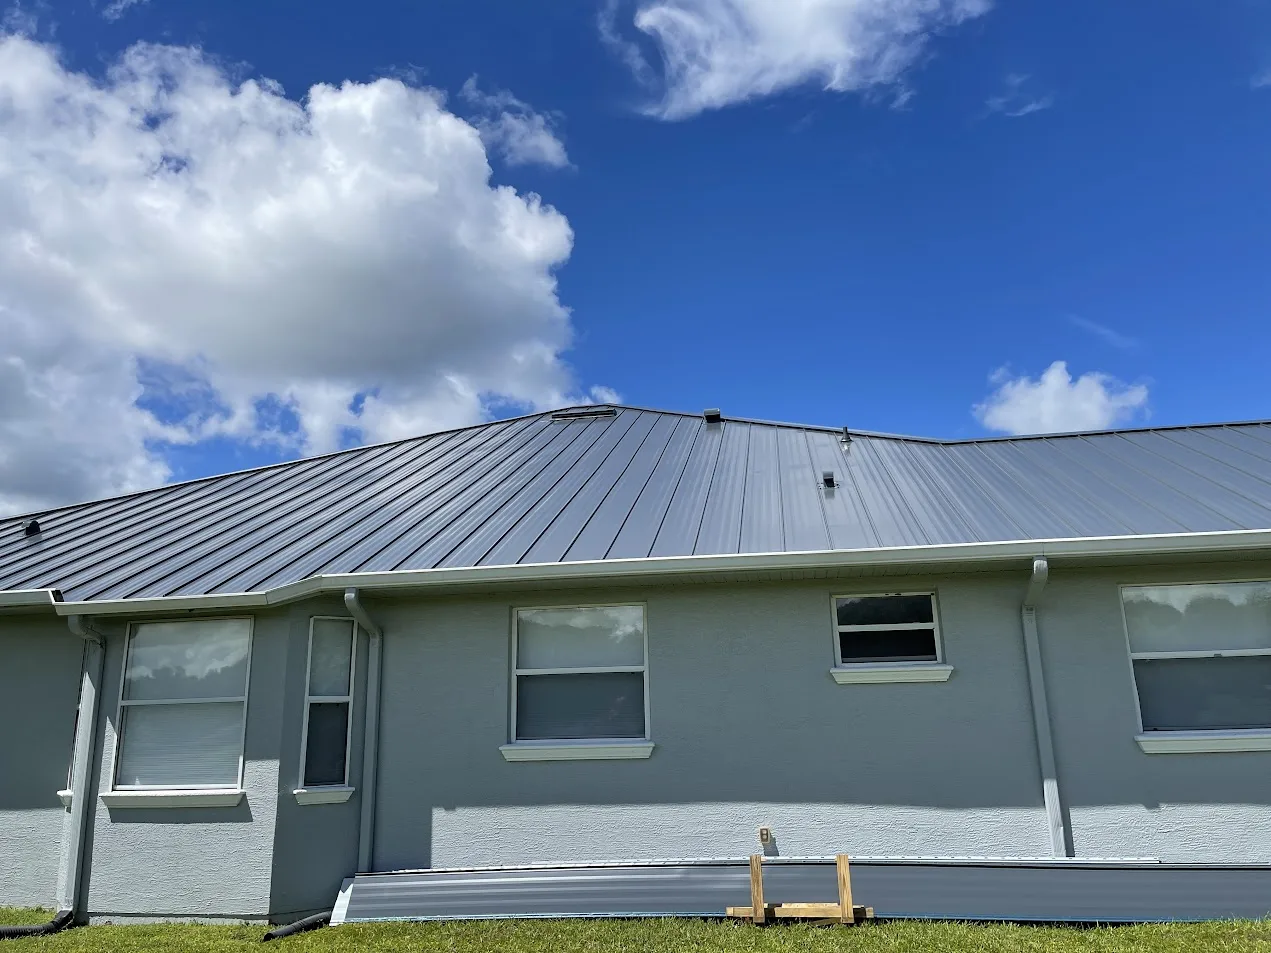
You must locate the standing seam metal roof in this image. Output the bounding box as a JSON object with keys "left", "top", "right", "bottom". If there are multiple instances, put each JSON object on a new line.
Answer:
{"left": 5, "top": 405, "right": 1271, "bottom": 602}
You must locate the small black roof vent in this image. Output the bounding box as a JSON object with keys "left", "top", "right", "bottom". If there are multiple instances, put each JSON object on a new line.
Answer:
{"left": 21, "top": 518, "right": 41, "bottom": 537}
{"left": 703, "top": 408, "right": 722, "bottom": 424}
{"left": 551, "top": 407, "right": 617, "bottom": 421}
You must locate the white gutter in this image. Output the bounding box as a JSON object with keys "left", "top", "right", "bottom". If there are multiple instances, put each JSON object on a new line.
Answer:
{"left": 344, "top": 589, "right": 382, "bottom": 874}
{"left": 25, "top": 527, "right": 1271, "bottom": 617}
{"left": 58, "top": 616, "right": 106, "bottom": 917}
{"left": 1020, "top": 558, "right": 1069, "bottom": 858}
{"left": 0, "top": 588, "right": 62, "bottom": 610}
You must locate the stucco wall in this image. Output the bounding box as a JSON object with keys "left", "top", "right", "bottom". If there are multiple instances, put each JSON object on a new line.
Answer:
{"left": 0, "top": 614, "right": 82, "bottom": 909}
{"left": 82, "top": 610, "right": 290, "bottom": 919}
{"left": 1042, "top": 560, "right": 1271, "bottom": 862}
{"left": 370, "top": 576, "right": 1054, "bottom": 871}
{"left": 267, "top": 596, "right": 366, "bottom": 919}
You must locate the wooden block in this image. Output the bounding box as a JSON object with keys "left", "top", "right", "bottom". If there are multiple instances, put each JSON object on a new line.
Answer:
{"left": 750, "top": 854, "right": 765, "bottom": 925}
{"left": 772, "top": 903, "right": 844, "bottom": 918}
{"left": 836, "top": 854, "right": 854, "bottom": 924}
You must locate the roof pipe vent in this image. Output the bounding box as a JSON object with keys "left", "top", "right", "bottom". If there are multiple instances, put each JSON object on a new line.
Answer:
{"left": 841, "top": 427, "right": 852, "bottom": 445}
{"left": 21, "top": 519, "right": 41, "bottom": 537}
{"left": 703, "top": 408, "right": 722, "bottom": 424}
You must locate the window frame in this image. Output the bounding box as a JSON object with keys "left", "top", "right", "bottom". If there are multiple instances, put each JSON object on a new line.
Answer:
{"left": 112, "top": 616, "right": 254, "bottom": 793}
{"left": 508, "top": 602, "right": 651, "bottom": 748}
{"left": 1119, "top": 580, "right": 1271, "bottom": 744}
{"left": 830, "top": 591, "right": 944, "bottom": 663}
{"left": 297, "top": 616, "right": 359, "bottom": 792}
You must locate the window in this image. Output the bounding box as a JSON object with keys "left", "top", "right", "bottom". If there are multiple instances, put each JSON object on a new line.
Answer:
{"left": 1122, "top": 582, "right": 1271, "bottom": 736}
{"left": 510, "top": 605, "right": 649, "bottom": 750}
{"left": 835, "top": 593, "right": 939, "bottom": 663}
{"left": 299, "top": 618, "right": 356, "bottom": 789}
{"left": 115, "top": 619, "right": 252, "bottom": 790}
{"left": 830, "top": 593, "right": 950, "bottom": 684}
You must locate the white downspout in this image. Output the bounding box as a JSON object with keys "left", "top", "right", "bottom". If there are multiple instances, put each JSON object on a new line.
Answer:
{"left": 344, "top": 588, "right": 382, "bottom": 874}
{"left": 59, "top": 615, "right": 106, "bottom": 917}
{"left": 1020, "top": 557, "right": 1070, "bottom": 857}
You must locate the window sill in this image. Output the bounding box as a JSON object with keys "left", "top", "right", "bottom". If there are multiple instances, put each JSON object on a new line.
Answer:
{"left": 293, "top": 785, "right": 356, "bottom": 805}
{"left": 56, "top": 789, "right": 73, "bottom": 809}
{"left": 830, "top": 663, "right": 953, "bottom": 684}
{"left": 100, "top": 789, "right": 245, "bottom": 808}
{"left": 500, "top": 741, "right": 655, "bottom": 762}
{"left": 1135, "top": 730, "right": 1271, "bottom": 754}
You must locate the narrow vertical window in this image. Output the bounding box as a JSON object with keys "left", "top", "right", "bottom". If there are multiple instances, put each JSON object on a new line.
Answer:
{"left": 300, "top": 618, "right": 356, "bottom": 788}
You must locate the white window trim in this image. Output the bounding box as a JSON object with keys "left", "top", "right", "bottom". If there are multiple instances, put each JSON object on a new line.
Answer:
{"left": 109, "top": 617, "right": 253, "bottom": 801}
{"left": 1135, "top": 730, "right": 1271, "bottom": 754}
{"left": 1119, "top": 581, "right": 1271, "bottom": 750}
{"left": 100, "top": 790, "right": 245, "bottom": 808}
{"left": 296, "top": 617, "right": 358, "bottom": 800}
{"left": 830, "top": 662, "right": 954, "bottom": 684}
{"left": 505, "top": 602, "right": 651, "bottom": 760}
{"left": 500, "top": 741, "right": 655, "bottom": 762}
{"left": 293, "top": 785, "right": 357, "bottom": 804}
{"left": 829, "top": 591, "right": 951, "bottom": 683}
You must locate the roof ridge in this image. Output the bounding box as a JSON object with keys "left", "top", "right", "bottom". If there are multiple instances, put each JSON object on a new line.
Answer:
{"left": 6, "top": 403, "right": 1271, "bottom": 525}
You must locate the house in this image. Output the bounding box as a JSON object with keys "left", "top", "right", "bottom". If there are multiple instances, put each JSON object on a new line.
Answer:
{"left": 2, "top": 403, "right": 1270, "bottom": 923}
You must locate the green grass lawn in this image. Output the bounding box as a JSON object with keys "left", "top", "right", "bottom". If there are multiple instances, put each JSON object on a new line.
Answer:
{"left": 2, "top": 912, "right": 1270, "bottom": 952}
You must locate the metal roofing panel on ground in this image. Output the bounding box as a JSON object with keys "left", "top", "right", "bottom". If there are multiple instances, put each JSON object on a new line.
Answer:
{"left": 5, "top": 406, "right": 1271, "bottom": 603}
{"left": 333, "top": 859, "right": 1271, "bottom": 923}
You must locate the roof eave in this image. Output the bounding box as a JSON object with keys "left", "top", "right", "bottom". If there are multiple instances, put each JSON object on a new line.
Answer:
{"left": 12, "top": 528, "right": 1271, "bottom": 618}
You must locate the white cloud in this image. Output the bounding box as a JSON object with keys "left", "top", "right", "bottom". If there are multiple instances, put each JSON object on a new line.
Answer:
{"left": 1068, "top": 315, "right": 1137, "bottom": 350}
{"left": 973, "top": 361, "right": 1149, "bottom": 436}
{"left": 605, "top": 0, "right": 991, "bottom": 120}
{"left": 0, "top": 34, "right": 606, "bottom": 515}
{"left": 984, "top": 72, "right": 1053, "bottom": 117}
{"left": 100, "top": 0, "right": 148, "bottom": 20}
{"left": 1253, "top": 68, "right": 1271, "bottom": 90}
{"left": 459, "top": 77, "right": 570, "bottom": 169}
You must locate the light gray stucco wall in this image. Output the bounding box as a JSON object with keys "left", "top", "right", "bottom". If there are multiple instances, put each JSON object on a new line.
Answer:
{"left": 369, "top": 576, "right": 1054, "bottom": 872}
{"left": 1042, "top": 560, "right": 1271, "bottom": 862}
{"left": 0, "top": 613, "right": 82, "bottom": 909}
{"left": 81, "top": 610, "right": 290, "bottom": 919}
{"left": 266, "top": 596, "right": 367, "bottom": 919}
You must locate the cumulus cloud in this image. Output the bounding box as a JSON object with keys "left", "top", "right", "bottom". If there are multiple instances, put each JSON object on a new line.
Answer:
{"left": 603, "top": 0, "right": 991, "bottom": 120}
{"left": 460, "top": 77, "right": 570, "bottom": 168}
{"left": 973, "top": 361, "right": 1149, "bottom": 436}
{"left": 0, "top": 34, "right": 605, "bottom": 516}
{"left": 984, "top": 72, "right": 1053, "bottom": 117}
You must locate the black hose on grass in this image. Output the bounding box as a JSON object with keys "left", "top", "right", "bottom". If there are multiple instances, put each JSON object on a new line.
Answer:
{"left": 262, "top": 912, "right": 331, "bottom": 941}
{"left": 0, "top": 909, "right": 75, "bottom": 940}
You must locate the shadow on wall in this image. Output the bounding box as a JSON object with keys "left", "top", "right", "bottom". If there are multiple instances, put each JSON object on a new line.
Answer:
{"left": 0, "top": 628, "right": 83, "bottom": 811}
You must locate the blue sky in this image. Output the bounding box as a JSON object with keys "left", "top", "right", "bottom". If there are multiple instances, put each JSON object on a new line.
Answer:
{"left": 1, "top": 0, "right": 1270, "bottom": 513}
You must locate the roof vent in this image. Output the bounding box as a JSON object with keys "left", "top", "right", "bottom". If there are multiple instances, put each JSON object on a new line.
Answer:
{"left": 841, "top": 426, "right": 852, "bottom": 445}
{"left": 551, "top": 407, "right": 617, "bottom": 421}
{"left": 703, "top": 408, "right": 722, "bottom": 424}
{"left": 21, "top": 518, "right": 41, "bottom": 537}
{"left": 822, "top": 471, "right": 836, "bottom": 489}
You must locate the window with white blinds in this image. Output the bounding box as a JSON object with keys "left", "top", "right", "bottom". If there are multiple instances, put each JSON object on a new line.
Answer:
{"left": 300, "top": 618, "right": 356, "bottom": 788}
{"left": 512, "top": 605, "right": 648, "bottom": 742}
{"left": 114, "top": 619, "right": 252, "bottom": 790}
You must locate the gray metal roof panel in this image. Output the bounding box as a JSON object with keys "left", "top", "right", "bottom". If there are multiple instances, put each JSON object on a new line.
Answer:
{"left": 6, "top": 407, "right": 1271, "bottom": 602}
